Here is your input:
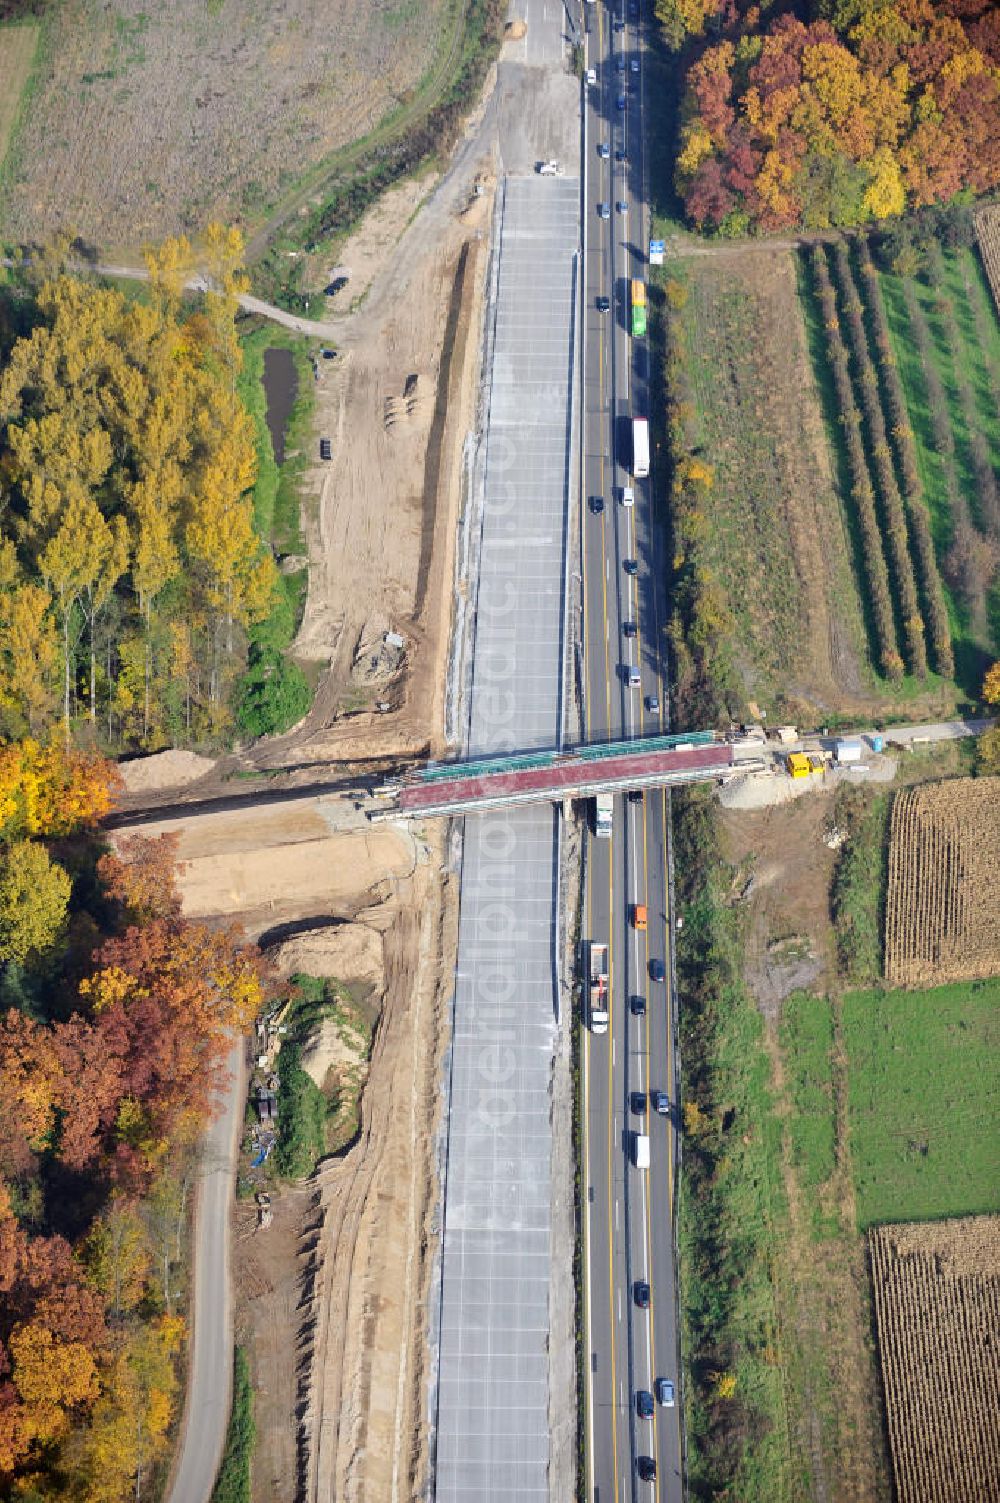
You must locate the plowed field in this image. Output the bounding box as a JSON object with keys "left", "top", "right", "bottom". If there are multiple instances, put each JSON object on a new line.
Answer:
{"left": 884, "top": 776, "right": 1000, "bottom": 986}
{"left": 869, "top": 1217, "right": 1000, "bottom": 1503}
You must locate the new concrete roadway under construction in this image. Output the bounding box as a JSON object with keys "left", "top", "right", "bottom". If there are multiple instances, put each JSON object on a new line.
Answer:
{"left": 432, "top": 171, "right": 578, "bottom": 1498}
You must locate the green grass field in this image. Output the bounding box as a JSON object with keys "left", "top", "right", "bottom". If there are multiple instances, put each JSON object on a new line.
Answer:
{"left": 780, "top": 993, "right": 836, "bottom": 1216}
{"left": 842, "top": 978, "right": 1000, "bottom": 1229}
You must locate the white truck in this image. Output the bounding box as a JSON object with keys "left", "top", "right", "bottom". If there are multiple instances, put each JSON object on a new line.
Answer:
{"left": 536, "top": 159, "right": 563, "bottom": 177}
{"left": 593, "top": 792, "right": 613, "bottom": 838}
{"left": 632, "top": 1133, "right": 650, "bottom": 1169}
{"left": 588, "top": 942, "right": 609, "bottom": 1034}
{"left": 632, "top": 416, "right": 650, "bottom": 479}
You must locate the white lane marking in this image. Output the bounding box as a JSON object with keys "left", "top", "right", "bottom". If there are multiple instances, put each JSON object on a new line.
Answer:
{"left": 617, "top": 1288, "right": 622, "bottom": 1324}
{"left": 615, "top": 1197, "right": 620, "bottom": 1233}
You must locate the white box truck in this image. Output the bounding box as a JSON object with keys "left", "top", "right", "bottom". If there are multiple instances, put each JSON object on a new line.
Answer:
{"left": 588, "top": 942, "right": 609, "bottom": 1034}
{"left": 633, "top": 1133, "right": 650, "bottom": 1169}
{"left": 632, "top": 417, "right": 649, "bottom": 478}
{"left": 593, "top": 792, "right": 613, "bottom": 838}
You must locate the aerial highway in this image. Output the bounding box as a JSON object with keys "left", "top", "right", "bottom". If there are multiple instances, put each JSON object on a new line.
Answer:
{"left": 580, "top": 2, "right": 684, "bottom": 1499}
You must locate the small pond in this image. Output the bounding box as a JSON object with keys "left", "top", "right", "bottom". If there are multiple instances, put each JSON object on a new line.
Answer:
{"left": 262, "top": 346, "right": 298, "bottom": 467}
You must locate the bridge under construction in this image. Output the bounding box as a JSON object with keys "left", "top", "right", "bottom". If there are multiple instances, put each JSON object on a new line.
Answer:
{"left": 371, "top": 731, "right": 749, "bottom": 820}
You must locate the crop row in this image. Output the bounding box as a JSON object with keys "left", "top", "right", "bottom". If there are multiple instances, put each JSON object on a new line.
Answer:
{"left": 810, "top": 245, "right": 903, "bottom": 680}
{"left": 923, "top": 243, "right": 1000, "bottom": 540}
{"left": 884, "top": 776, "right": 1000, "bottom": 987}
{"left": 974, "top": 204, "right": 1000, "bottom": 320}
{"left": 869, "top": 1218, "right": 1000, "bottom": 1503}
{"left": 830, "top": 241, "right": 927, "bottom": 676}
{"left": 854, "top": 239, "right": 955, "bottom": 678}
{"left": 898, "top": 277, "right": 994, "bottom": 636}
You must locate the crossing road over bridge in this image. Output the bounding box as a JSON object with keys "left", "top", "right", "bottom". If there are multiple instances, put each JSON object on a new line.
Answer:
{"left": 372, "top": 733, "right": 743, "bottom": 820}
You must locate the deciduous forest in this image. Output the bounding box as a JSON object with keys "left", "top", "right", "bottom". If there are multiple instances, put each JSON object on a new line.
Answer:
{"left": 0, "top": 228, "right": 302, "bottom": 753}
{"left": 659, "top": 0, "right": 1000, "bottom": 234}
{"left": 0, "top": 742, "right": 265, "bottom": 1499}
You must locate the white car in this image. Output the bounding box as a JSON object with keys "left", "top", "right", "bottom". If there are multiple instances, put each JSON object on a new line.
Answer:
{"left": 586, "top": 67, "right": 597, "bottom": 85}
{"left": 656, "top": 1378, "right": 675, "bottom": 1407}
{"left": 621, "top": 485, "right": 634, "bottom": 507}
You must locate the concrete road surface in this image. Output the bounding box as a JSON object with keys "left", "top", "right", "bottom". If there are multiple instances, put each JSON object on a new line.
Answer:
{"left": 580, "top": 2, "right": 686, "bottom": 1499}
{"left": 164, "top": 1040, "right": 246, "bottom": 1503}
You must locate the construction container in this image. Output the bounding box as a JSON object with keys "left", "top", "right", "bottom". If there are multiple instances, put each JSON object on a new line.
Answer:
{"left": 835, "top": 739, "right": 864, "bottom": 763}
{"left": 787, "top": 753, "right": 811, "bottom": 779}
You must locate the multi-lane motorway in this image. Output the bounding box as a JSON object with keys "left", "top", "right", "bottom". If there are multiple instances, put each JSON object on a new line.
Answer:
{"left": 580, "top": 3, "right": 684, "bottom": 1499}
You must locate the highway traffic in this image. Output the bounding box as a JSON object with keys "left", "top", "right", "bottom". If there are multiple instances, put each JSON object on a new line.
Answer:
{"left": 579, "top": 2, "right": 684, "bottom": 1499}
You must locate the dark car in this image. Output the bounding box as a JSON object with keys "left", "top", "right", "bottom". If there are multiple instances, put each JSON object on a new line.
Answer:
{"left": 613, "top": 17, "right": 624, "bottom": 31}
{"left": 636, "top": 1389, "right": 654, "bottom": 1419}
{"left": 650, "top": 959, "right": 666, "bottom": 983}
{"left": 628, "top": 788, "right": 643, "bottom": 805}
{"left": 652, "top": 1089, "right": 669, "bottom": 1115}
{"left": 623, "top": 558, "right": 638, "bottom": 575}
{"left": 630, "top": 993, "right": 646, "bottom": 1017}
{"left": 637, "top": 1457, "right": 657, "bottom": 1482}
{"left": 596, "top": 295, "right": 610, "bottom": 313}
{"left": 633, "top": 1280, "right": 650, "bottom": 1309}
{"left": 645, "top": 693, "right": 660, "bottom": 713}
{"left": 623, "top": 620, "right": 637, "bottom": 638}
{"left": 630, "top": 1090, "right": 647, "bottom": 1115}
{"left": 616, "top": 55, "right": 626, "bottom": 72}
{"left": 319, "top": 347, "right": 336, "bottom": 359}
{"left": 616, "top": 147, "right": 629, "bottom": 163}
{"left": 589, "top": 495, "right": 605, "bottom": 515}
{"left": 319, "top": 438, "right": 332, "bottom": 461}
{"left": 617, "top": 94, "right": 627, "bottom": 110}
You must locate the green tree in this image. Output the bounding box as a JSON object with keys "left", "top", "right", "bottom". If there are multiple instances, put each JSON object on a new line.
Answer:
{"left": 0, "top": 839, "right": 72, "bottom": 964}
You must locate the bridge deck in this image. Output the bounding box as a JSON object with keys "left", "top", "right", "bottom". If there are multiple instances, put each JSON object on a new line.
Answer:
{"left": 399, "top": 743, "right": 733, "bottom": 813}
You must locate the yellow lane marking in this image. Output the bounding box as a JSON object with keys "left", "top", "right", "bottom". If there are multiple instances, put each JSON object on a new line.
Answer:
{"left": 661, "top": 791, "right": 674, "bottom": 1215}
{"left": 641, "top": 803, "right": 660, "bottom": 1490}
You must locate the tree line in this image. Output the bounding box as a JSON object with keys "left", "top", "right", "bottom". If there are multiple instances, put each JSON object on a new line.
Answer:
{"left": 0, "top": 741, "right": 266, "bottom": 1499}
{"left": 665, "top": 1, "right": 1000, "bottom": 235}
{"left": 0, "top": 228, "right": 295, "bottom": 752}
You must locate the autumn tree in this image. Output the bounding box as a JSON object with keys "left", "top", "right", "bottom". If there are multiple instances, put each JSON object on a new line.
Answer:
{"left": 673, "top": 4, "right": 1000, "bottom": 233}
{"left": 74, "top": 1316, "right": 182, "bottom": 1503}
{"left": 0, "top": 585, "right": 60, "bottom": 733}
{"left": 982, "top": 661, "right": 1000, "bottom": 705}
{"left": 0, "top": 841, "right": 72, "bottom": 965}
{"left": 0, "top": 231, "right": 280, "bottom": 747}
{"left": 0, "top": 739, "right": 118, "bottom": 840}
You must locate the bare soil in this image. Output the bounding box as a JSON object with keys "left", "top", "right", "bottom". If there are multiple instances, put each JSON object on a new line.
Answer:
{"left": 224, "top": 824, "right": 456, "bottom": 1503}
{"left": 113, "top": 799, "right": 419, "bottom": 939}
{"left": 0, "top": 0, "right": 447, "bottom": 247}
{"left": 107, "top": 37, "right": 580, "bottom": 1503}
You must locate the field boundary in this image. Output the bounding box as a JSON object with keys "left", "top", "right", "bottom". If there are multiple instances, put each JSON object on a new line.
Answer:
{"left": 0, "top": 18, "right": 42, "bottom": 195}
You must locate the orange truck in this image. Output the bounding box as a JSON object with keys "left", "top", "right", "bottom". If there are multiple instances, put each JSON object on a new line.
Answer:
{"left": 632, "top": 903, "right": 647, "bottom": 931}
